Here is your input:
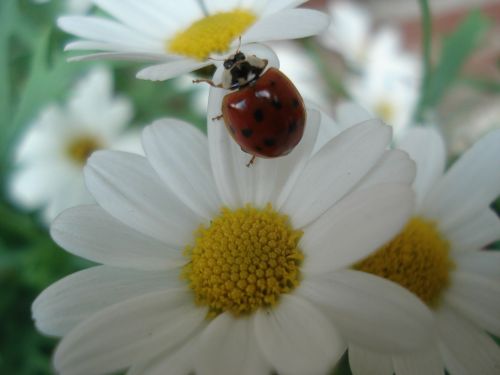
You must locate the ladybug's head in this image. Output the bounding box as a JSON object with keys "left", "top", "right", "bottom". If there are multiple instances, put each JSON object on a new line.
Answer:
{"left": 221, "top": 52, "right": 268, "bottom": 90}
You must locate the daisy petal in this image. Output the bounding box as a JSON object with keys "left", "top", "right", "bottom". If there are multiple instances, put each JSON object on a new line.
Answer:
{"left": 437, "top": 306, "right": 500, "bottom": 375}
{"left": 282, "top": 120, "right": 391, "bottom": 228}
{"left": 54, "top": 290, "right": 206, "bottom": 375}
{"left": 261, "top": 1, "right": 310, "bottom": 16}
{"left": 51, "top": 205, "right": 184, "bottom": 269}
{"left": 254, "top": 294, "right": 344, "bottom": 375}
{"left": 446, "top": 271, "right": 500, "bottom": 336}
{"left": 93, "top": 0, "right": 177, "bottom": 38}
{"left": 455, "top": 250, "right": 500, "bottom": 283}
{"left": 393, "top": 348, "right": 445, "bottom": 375}
{"left": 142, "top": 120, "right": 221, "bottom": 219}
{"left": 348, "top": 345, "right": 393, "bottom": 375}
{"left": 32, "top": 266, "right": 180, "bottom": 337}
{"left": 136, "top": 59, "right": 212, "bottom": 81}
{"left": 301, "top": 184, "right": 414, "bottom": 273}
{"left": 256, "top": 109, "right": 321, "bottom": 208}
{"left": 127, "top": 334, "right": 199, "bottom": 375}
{"left": 397, "top": 127, "right": 445, "bottom": 208}
{"left": 422, "top": 130, "right": 500, "bottom": 230}
{"left": 244, "top": 9, "right": 329, "bottom": 44}
{"left": 9, "top": 161, "right": 75, "bottom": 209}
{"left": 446, "top": 209, "right": 500, "bottom": 252}
{"left": 356, "top": 149, "right": 416, "bottom": 190}
{"left": 335, "top": 102, "right": 374, "bottom": 129}
{"left": 196, "top": 314, "right": 271, "bottom": 375}
{"left": 84, "top": 150, "right": 199, "bottom": 247}
{"left": 299, "top": 270, "right": 434, "bottom": 353}
{"left": 58, "top": 16, "right": 161, "bottom": 51}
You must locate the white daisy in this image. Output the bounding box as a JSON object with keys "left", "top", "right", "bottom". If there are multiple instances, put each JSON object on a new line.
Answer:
{"left": 349, "top": 126, "right": 500, "bottom": 374}
{"left": 58, "top": 0, "right": 329, "bottom": 82}
{"left": 32, "top": 95, "right": 435, "bottom": 373}
{"left": 9, "top": 66, "right": 141, "bottom": 224}
{"left": 34, "top": 0, "right": 93, "bottom": 14}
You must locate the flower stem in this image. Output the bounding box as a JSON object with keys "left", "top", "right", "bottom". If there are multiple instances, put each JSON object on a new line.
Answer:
{"left": 414, "top": 0, "right": 433, "bottom": 123}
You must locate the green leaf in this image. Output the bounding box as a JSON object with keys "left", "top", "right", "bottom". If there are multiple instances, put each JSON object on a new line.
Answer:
{"left": 423, "top": 11, "right": 490, "bottom": 112}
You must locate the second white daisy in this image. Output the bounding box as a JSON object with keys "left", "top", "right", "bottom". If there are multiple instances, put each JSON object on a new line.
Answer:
{"left": 33, "top": 101, "right": 435, "bottom": 374}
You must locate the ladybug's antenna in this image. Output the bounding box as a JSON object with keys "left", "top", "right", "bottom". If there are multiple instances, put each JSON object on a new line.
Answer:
{"left": 207, "top": 56, "right": 225, "bottom": 61}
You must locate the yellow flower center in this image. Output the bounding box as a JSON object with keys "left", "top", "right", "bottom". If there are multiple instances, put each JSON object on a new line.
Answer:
{"left": 374, "top": 99, "right": 395, "bottom": 123}
{"left": 354, "top": 217, "right": 454, "bottom": 308}
{"left": 182, "top": 204, "right": 303, "bottom": 318}
{"left": 168, "top": 9, "right": 257, "bottom": 60}
{"left": 66, "top": 136, "right": 102, "bottom": 165}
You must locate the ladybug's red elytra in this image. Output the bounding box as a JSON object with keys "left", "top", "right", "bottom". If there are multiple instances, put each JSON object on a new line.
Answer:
{"left": 195, "top": 51, "right": 306, "bottom": 166}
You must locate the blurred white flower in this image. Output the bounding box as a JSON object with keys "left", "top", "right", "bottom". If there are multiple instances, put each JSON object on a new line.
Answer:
{"left": 34, "top": 0, "right": 92, "bottom": 14}
{"left": 347, "top": 59, "right": 420, "bottom": 140}
{"left": 32, "top": 101, "right": 434, "bottom": 374}
{"left": 351, "top": 127, "right": 500, "bottom": 375}
{"left": 9, "top": 66, "right": 141, "bottom": 224}
{"left": 320, "top": 0, "right": 371, "bottom": 69}
{"left": 321, "top": 1, "right": 421, "bottom": 139}
{"left": 58, "top": 0, "right": 329, "bottom": 81}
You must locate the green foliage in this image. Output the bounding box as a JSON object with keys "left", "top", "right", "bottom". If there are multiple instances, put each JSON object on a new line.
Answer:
{"left": 416, "top": 9, "right": 491, "bottom": 121}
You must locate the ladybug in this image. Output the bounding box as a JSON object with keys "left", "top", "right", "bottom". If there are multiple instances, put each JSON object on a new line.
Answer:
{"left": 195, "top": 51, "right": 306, "bottom": 165}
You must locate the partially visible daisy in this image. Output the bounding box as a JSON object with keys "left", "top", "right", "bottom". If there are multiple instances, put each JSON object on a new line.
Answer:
{"left": 32, "top": 96, "right": 435, "bottom": 374}
{"left": 321, "top": 0, "right": 419, "bottom": 78}
{"left": 58, "top": 0, "right": 329, "bottom": 81}
{"left": 34, "top": 0, "right": 92, "bottom": 14}
{"left": 9, "top": 66, "right": 141, "bottom": 224}
{"left": 349, "top": 127, "right": 500, "bottom": 374}
{"left": 347, "top": 60, "right": 420, "bottom": 140}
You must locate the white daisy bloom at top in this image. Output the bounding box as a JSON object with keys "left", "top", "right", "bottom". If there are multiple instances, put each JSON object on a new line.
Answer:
{"left": 34, "top": 0, "right": 92, "bottom": 15}
{"left": 58, "top": 0, "right": 329, "bottom": 82}
{"left": 348, "top": 124, "right": 500, "bottom": 374}
{"left": 32, "top": 69, "right": 436, "bottom": 373}
{"left": 9, "top": 66, "right": 141, "bottom": 224}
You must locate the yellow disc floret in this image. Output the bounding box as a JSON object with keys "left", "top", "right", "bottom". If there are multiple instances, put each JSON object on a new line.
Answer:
{"left": 168, "top": 10, "right": 257, "bottom": 60}
{"left": 354, "top": 216, "right": 454, "bottom": 308}
{"left": 66, "top": 135, "right": 102, "bottom": 165}
{"left": 182, "top": 204, "right": 303, "bottom": 318}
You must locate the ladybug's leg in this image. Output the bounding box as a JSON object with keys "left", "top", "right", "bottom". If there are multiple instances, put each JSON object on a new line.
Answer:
{"left": 211, "top": 114, "right": 223, "bottom": 121}
{"left": 192, "top": 79, "right": 222, "bottom": 88}
{"left": 246, "top": 155, "right": 256, "bottom": 168}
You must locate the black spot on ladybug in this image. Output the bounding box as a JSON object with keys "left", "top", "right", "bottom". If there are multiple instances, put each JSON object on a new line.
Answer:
{"left": 292, "top": 98, "right": 300, "bottom": 109}
{"left": 272, "top": 98, "right": 282, "bottom": 110}
{"left": 242, "top": 128, "right": 254, "bottom": 138}
{"left": 255, "top": 145, "right": 263, "bottom": 152}
{"left": 264, "top": 138, "right": 276, "bottom": 147}
{"left": 270, "top": 80, "right": 276, "bottom": 87}
{"left": 254, "top": 109, "right": 264, "bottom": 122}
{"left": 288, "top": 120, "right": 298, "bottom": 134}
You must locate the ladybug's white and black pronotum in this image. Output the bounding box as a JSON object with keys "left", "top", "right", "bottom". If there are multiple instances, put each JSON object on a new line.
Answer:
{"left": 195, "top": 52, "right": 306, "bottom": 165}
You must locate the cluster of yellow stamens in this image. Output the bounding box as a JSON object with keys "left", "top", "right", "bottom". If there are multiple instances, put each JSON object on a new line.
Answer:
{"left": 182, "top": 204, "right": 303, "bottom": 318}
{"left": 168, "top": 10, "right": 257, "bottom": 60}
{"left": 354, "top": 216, "right": 454, "bottom": 307}
{"left": 66, "top": 135, "right": 102, "bottom": 165}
